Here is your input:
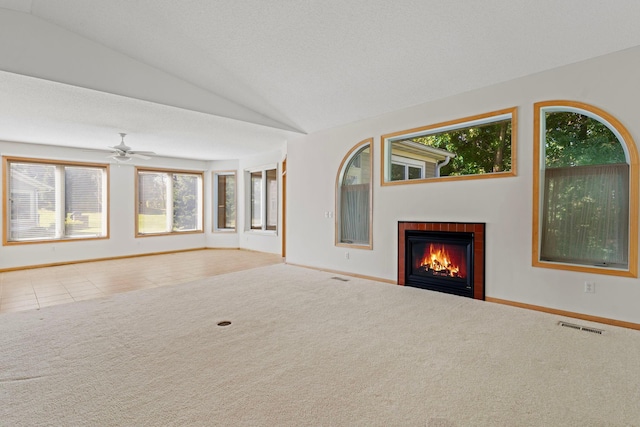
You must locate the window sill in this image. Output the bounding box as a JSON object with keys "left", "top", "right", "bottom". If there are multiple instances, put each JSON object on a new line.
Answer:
{"left": 532, "top": 258, "right": 636, "bottom": 278}
{"left": 336, "top": 242, "right": 372, "bottom": 250}
{"left": 136, "top": 230, "right": 204, "bottom": 238}
{"left": 245, "top": 229, "right": 278, "bottom": 236}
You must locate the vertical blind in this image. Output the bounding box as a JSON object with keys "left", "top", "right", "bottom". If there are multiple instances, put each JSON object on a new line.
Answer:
{"left": 339, "top": 146, "right": 371, "bottom": 245}
{"left": 8, "top": 161, "right": 106, "bottom": 241}
{"left": 541, "top": 163, "right": 629, "bottom": 267}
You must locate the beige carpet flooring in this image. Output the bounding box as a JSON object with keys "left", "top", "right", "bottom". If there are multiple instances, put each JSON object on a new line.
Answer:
{"left": 2, "top": 263, "right": 640, "bottom": 426}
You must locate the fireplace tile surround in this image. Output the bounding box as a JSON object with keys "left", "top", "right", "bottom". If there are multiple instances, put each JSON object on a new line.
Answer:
{"left": 398, "top": 221, "right": 485, "bottom": 300}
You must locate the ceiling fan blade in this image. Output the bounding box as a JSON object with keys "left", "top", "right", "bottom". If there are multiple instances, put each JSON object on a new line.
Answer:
{"left": 128, "top": 151, "right": 155, "bottom": 156}
{"left": 129, "top": 153, "right": 151, "bottom": 160}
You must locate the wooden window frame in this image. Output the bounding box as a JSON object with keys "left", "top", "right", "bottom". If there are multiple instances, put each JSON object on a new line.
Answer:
{"left": 2, "top": 156, "right": 110, "bottom": 245}
{"left": 335, "top": 138, "right": 373, "bottom": 249}
{"left": 135, "top": 167, "right": 204, "bottom": 237}
{"left": 245, "top": 165, "right": 278, "bottom": 233}
{"left": 380, "top": 107, "right": 517, "bottom": 186}
{"left": 212, "top": 170, "right": 237, "bottom": 233}
{"left": 532, "top": 100, "right": 638, "bottom": 277}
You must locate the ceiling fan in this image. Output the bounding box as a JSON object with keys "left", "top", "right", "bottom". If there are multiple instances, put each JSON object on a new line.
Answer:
{"left": 108, "top": 133, "right": 155, "bottom": 162}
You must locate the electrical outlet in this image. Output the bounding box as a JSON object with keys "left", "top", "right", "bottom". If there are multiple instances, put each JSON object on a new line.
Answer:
{"left": 584, "top": 281, "right": 595, "bottom": 293}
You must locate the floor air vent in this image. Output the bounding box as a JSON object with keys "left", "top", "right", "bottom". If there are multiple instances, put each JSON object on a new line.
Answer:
{"left": 558, "top": 321, "right": 604, "bottom": 335}
{"left": 331, "top": 276, "right": 349, "bottom": 282}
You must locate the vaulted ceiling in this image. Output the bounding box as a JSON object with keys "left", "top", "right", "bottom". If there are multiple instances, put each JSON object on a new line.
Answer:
{"left": 2, "top": 0, "right": 640, "bottom": 160}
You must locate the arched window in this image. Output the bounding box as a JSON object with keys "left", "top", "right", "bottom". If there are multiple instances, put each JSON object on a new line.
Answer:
{"left": 533, "top": 101, "right": 638, "bottom": 277}
{"left": 336, "top": 138, "right": 372, "bottom": 249}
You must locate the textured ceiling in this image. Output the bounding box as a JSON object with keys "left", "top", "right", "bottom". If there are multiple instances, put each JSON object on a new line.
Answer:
{"left": 1, "top": 0, "right": 640, "bottom": 160}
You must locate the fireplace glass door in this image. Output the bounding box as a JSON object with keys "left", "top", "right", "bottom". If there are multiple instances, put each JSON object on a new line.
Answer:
{"left": 405, "top": 231, "right": 474, "bottom": 297}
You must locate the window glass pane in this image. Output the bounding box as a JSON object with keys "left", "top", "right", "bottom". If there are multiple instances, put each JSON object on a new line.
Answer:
{"left": 172, "top": 174, "right": 198, "bottom": 231}
{"left": 384, "top": 110, "right": 514, "bottom": 183}
{"left": 224, "top": 175, "right": 236, "bottom": 228}
{"left": 138, "top": 172, "right": 168, "bottom": 234}
{"left": 9, "top": 162, "right": 56, "bottom": 241}
{"left": 250, "top": 171, "right": 262, "bottom": 229}
{"left": 544, "top": 112, "right": 626, "bottom": 167}
{"left": 266, "top": 169, "right": 277, "bottom": 230}
{"left": 340, "top": 145, "right": 370, "bottom": 244}
{"left": 216, "top": 174, "right": 236, "bottom": 229}
{"left": 408, "top": 166, "right": 422, "bottom": 180}
{"left": 541, "top": 110, "right": 629, "bottom": 268}
{"left": 137, "top": 170, "right": 202, "bottom": 235}
{"left": 541, "top": 164, "right": 628, "bottom": 267}
{"left": 64, "top": 166, "right": 104, "bottom": 237}
{"left": 391, "top": 163, "right": 406, "bottom": 181}
{"left": 7, "top": 160, "right": 107, "bottom": 242}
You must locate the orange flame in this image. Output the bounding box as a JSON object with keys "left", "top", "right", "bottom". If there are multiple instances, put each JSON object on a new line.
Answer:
{"left": 420, "top": 243, "right": 465, "bottom": 278}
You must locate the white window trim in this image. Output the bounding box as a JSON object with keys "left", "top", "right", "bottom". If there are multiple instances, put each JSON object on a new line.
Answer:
{"left": 391, "top": 154, "right": 426, "bottom": 180}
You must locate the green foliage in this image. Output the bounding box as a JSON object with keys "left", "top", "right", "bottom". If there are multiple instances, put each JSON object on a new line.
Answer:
{"left": 544, "top": 112, "right": 625, "bottom": 167}
{"left": 409, "top": 119, "right": 512, "bottom": 176}
{"left": 541, "top": 112, "right": 629, "bottom": 267}
{"left": 172, "top": 174, "right": 198, "bottom": 230}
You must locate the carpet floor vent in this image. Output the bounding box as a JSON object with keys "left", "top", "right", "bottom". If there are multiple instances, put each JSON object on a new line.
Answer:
{"left": 558, "top": 321, "right": 604, "bottom": 335}
{"left": 331, "top": 276, "right": 350, "bottom": 282}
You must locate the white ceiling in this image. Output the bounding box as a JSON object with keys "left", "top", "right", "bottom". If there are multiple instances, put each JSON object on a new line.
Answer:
{"left": 1, "top": 0, "right": 640, "bottom": 160}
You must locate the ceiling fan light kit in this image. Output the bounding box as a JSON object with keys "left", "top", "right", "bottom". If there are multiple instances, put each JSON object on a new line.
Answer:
{"left": 108, "top": 133, "right": 155, "bottom": 162}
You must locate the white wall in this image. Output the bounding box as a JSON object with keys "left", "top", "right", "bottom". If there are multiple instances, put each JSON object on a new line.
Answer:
{"left": 0, "top": 141, "right": 208, "bottom": 269}
{"left": 286, "top": 46, "right": 640, "bottom": 324}
{"left": 236, "top": 150, "right": 285, "bottom": 255}
{"left": 0, "top": 141, "right": 285, "bottom": 270}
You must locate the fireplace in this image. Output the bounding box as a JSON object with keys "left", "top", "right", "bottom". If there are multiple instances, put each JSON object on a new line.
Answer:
{"left": 398, "top": 222, "right": 485, "bottom": 300}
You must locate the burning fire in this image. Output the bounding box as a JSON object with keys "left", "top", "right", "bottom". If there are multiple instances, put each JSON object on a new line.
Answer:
{"left": 419, "top": 243, "right": 465, "bottom": 278}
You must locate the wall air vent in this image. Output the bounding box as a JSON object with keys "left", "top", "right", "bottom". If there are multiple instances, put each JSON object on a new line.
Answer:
{"left": 558, "top": 321, "right": 604, "bottom": 335}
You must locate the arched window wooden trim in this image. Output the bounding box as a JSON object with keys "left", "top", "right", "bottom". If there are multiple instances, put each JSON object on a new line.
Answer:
{"left": 335, "top": 138, "right": 373, "bottom": 249}
{"left": 533, "top": 100, "right": 638, "bottom": 277}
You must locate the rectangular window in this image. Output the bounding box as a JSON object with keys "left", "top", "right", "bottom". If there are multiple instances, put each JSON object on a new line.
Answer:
{"left": 136, "top": 168, "right": 203, "bottom": 235}
{"left": 391, "top": 155, "right": 427, "bottom": 180}
{"left": 213, "top": 171, "right": 236, "bottom": 231}
{"left": 247, "top": 167, "right": 278, "bottom": 232}
{"left": 4, "top": 157, "right": 108, "bottom": 244}
{"left": 382, "top": 107, "right": 516, "bottom": 185}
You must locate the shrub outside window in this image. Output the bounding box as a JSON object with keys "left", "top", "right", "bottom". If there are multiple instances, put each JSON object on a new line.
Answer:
{"left": 336, "top": 138, "right": 372, "bottom": 248}
{"left": 381, "top": 108, "right": 516, "bottom": 185}
{"left": 3, "top": 157, "right": 108, "bottom": 244}
{"left": 136, "top": 168, "right": 203, "bottom": 235}
{"left": 533, "top": 101, "right": 638, "bottom": 277}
